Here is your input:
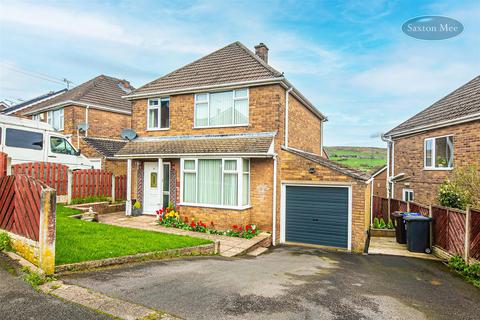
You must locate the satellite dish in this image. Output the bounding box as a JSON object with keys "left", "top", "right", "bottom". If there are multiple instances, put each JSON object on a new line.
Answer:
{"left": 77, "top": 122, "right": 89, "bottom": 132}
{"left": 121, "top": 128, "right": 137, "bottom": 141}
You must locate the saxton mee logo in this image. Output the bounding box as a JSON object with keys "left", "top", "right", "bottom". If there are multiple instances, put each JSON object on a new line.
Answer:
{"left": 402, "top": 16, "right": 463, "bottom": 40}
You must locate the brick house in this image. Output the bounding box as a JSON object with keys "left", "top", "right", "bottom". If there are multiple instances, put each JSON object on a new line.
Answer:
{"left": 383, "top": 75, "right": 480, "bottom": 204}
{"left": 116, "top": 42, "right": 372, "bottom": 252}
{"left": 14, "top": 75, "right": 133, "bottom": 174}
{"left": 370, "top": 166, "right": 387, "bottom": 198}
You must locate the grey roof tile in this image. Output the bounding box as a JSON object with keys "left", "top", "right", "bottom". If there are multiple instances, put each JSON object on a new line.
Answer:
{"left": 386, "top": 76, "right": 480, "bottom": 136}
{"left": 83, "top": 137, "right": 128, "bottom": 158}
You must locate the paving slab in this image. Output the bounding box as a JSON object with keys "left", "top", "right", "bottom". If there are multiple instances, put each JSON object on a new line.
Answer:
{"left": 369, "top": 237, "right": 440, "bottom": 261}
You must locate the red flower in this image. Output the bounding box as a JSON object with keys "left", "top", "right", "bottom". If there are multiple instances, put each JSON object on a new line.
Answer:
{"left": 252, "top": 229, "right": 256, "bottom": 234}
{"left": 190, "top": 221, "right": 197, "bottom": 228}
{"left": 245, "top": 225, "right": 252, "bottom": 231}
{"left": 232, "top": 225, "right": 239, "bottom": 229}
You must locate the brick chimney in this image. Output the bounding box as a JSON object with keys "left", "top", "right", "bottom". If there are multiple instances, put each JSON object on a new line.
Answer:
{"left": 254, "top": 43, "right": 269, "bottom": 64}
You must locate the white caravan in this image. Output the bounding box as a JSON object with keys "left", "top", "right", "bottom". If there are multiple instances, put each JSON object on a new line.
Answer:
{"left": 0, "top": 114, "right": 97, "bottom": 170}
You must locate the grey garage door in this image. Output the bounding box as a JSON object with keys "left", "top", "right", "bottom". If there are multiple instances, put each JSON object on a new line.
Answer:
{"left": 285, "top": 186, "right": 349, "bottom": 248}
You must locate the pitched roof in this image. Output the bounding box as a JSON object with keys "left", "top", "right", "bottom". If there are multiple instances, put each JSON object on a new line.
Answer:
{"left": 1, "top": 89, "right": 67, "bottom": 115}
{"left": 127, "top": 41, "right": 283, "bottom": 97}
{"left": 116, "top": 133, "right": 274, "bottom": 157}
{"left": 386, "top": 75, "right": 480, "bottom": 137}
{"left": 284, "top": 147, "right": 370, "bottom": 181}
{"left": 23, "top": 75, "right": 134, "bottom": 115}
{"left": 83, "top": 137, "right": 128, "bottom": 158}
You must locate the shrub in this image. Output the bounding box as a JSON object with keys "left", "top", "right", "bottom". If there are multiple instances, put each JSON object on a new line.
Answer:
{"left": 373, "top": 217, "right": 380, "bottom": 229}
{"left": 438, "top": 166, "right": 480, "bottom": 210}
{"left": 372, "top": 217, "right": 392, "bottom": 229}
{"left": 70, "top": 196, "right": 110, "bottom": 205}
{"left": 448, "top": 256, "right": 480, "bottom": 288}
{"left": 0, "top": 232, "right": 12, "bottom": 252}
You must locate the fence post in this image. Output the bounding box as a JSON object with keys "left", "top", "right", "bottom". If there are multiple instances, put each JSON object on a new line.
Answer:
{"left": 407, "top": 201, "right": 410, "bottom": 212}
{"left": 429, "top": 205, "right": 433, "bottom": 249}
{"left": 387, "top": 197, "right": 391, "bottom": 221}
{"left": 465, "top": 206, "right": 471, "bottom": 263}
{"left": 38, "top": 187, "right": 56, "bottom": 275}
{"left": 67, "top": 170, "right": 73, "bottom": 204}
{"left": 111, "top": 175, "right": 116, "bottom": 203}
{"left": 6, "top": 156, "right": 12, "bottom": 175}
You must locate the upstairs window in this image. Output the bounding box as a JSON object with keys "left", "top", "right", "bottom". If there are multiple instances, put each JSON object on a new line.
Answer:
{"left": 47, "top": 109, "right": 64, "bottom": 131}
{"left": 424, "top": 135, "right": 454, "bottom": 169}
{"left": 194, "top": 89, "right": 248, "bottom": 127}
{"left": 148, "top": 97, "right": 170, "bottom": 130}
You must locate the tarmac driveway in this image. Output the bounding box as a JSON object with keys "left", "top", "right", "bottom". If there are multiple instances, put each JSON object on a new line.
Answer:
{"left": 63, "top": 247, "right": 480, "bottom": 320}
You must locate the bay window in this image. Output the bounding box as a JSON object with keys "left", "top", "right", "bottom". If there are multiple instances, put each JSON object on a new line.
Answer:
{"left": 194, "top": 89, "right": 248, "bottom": 127}
{"left": 47, "top": 109, "right": 64, "bottom": 131}
{"left": 181, "top": 158, "right": 250, "bottom": 208}
{"left": 424, "top": 135, "right": 454, "bottom": 169}
{"left": 148, "top": 97, "right": 170, "bottom": 130}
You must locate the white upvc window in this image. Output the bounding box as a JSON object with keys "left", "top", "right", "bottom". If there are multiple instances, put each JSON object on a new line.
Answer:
{"left": 424, "top": 135, "right": 454, "bottom": 170}
{"left": 47, "top": 109, "right": 64, "bottom": 131}
{"left": 194, "top": 88, "right": 248, "bottom": 128}
{"left": 147, "top": 97, "right": 170, "bottom": 130}
{"left": 180, "top": 158, "right": 250, "bottom": 209}
{"left": 402, "top": 189, "right": 414, "bottom": 202}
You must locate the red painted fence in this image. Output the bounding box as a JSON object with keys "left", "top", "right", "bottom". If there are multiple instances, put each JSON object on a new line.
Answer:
{"left": 0, "top": 175, "right": 45, "bottom": 241}
{"left": 12, "top": 162, "right": 68, "bottom": 195}
{"left": 0, "top": 152, "right": 7, "bottom": 178}
{"left": 72, "top": 169, "right": 113, "bottom": 199}
{"left": 373, "top": 196, "right": 480, "bottom": 262}
{"left": 115, "top": 175, "right": 127, "bottom": 200}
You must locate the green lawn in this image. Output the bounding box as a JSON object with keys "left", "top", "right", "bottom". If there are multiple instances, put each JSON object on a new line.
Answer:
{"left": 55, "top": 205, "right": 212, "bottom": 265}
{"left": 325, "top": 146, "right": 387, "bottom": 173}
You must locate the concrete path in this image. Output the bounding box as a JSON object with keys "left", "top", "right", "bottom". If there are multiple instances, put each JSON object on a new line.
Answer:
{"left": 62, "top": 246, "right": 480, "bottom": 320}
{"left": 99, "top": 212, "right": 271, "bottom": 257}
{"left": 0, "top": 253, "right": 109, "bottom": 320}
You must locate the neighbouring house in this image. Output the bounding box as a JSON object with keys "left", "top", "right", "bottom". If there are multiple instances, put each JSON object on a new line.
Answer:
{"left": 1, "top": 89, "right": 67, "bottom": 115}
{"left": 0, "top": 101, "right": 11, "bottom": 111}
{"left": 369, "top": 166, "right": 387, "bottom": 198}
{"left": 13, "top": 75, "right": 134, "bottom": 174}
{"left": 116, "top": 42, "right": 372, "bottom": 252}
{"left": 383, "top": 75, "right": 480, "bottom": 204}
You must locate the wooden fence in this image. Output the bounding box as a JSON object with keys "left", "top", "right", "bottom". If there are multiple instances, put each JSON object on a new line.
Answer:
{"left": 12, "top": 162, "right": 68, "bottom": 195}
{"left": 0, "top": 175, "right": 44, "bottom": 241}
{"left": 115, "top": 175, "right": 127, "bottom": 200}
{"left": 373, "top": 196, "right": 480, "bottom": 262}
{"left": 0, "top": 152, "right": 7, "bottom": 178}
{"left": 72, "top": 169, "right": 113, "bottom": 199}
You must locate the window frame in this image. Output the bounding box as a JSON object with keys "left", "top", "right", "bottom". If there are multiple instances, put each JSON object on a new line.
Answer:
{"left": 147, "top": 97, "right": 170, "bottom": 131}
{"left": 180, "top": 157, "right": 251, "bottom": 210}
{"left": 193, "top": 88, "right": 249, "bottom": 128}
{"left": 5, "top": 128, "right": 44, "bottom": 150}
{"left": 47, "top": 109, "right": 64, "bottom": 131}
{"left": 402, "top": 188, "right": 414, "bottom": 202}
{"left": 423, "top": 135, "right": 454, "bottom": 170}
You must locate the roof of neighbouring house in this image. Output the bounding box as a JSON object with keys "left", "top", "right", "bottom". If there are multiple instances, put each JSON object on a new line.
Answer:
{"left": 83, "top": 137, "right": 128, "bottom": 158}
{"left": 115, "top": 132, "right": 275, "bottom": 157}
{"left": 284, "top": 147, "right": 371, "bottom": 181}
{"left": 1, "top": 89, "right": 67, "bottom": 115}
{"left": 126, "top": 42, "right": 283, "bottom": 98}
{"left": 369, "top": 165, "right": 387, "bottom": 178}
{"left": 23, "top": 75, "right": 134, "bottom": 115}
{"left": 385, "top": 75, "right": 480, "bottom": 137}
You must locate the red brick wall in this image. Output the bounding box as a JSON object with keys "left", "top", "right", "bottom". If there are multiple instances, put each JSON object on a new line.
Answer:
{"left": 372, "top": 169, "right": 387, "bottom": 198}
{"left": 390, "top": 120, "right": 480, "bottom": 204}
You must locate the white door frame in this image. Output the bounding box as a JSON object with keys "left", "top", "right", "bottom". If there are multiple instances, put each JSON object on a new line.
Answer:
{"left": 280, "top": 182, "right": 352, "bottom": 251}
{"left": 143, "top": 160, "right": 171, "bottom": 215}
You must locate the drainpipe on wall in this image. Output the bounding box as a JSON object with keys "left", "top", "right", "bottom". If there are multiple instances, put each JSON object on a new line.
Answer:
{"left": 284, "top": 87, "right": 293, "bottom": 148}
{"left": 85, "top": 106, "right": 90, "bottom": 137}
{"left": 381, "top": 134, "right": 393, "bottom": 198}
{"left": 272, "top": 153, "right": 278, "bottom": 246}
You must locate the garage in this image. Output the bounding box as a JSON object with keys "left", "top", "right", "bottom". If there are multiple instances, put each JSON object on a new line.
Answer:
{"left": 282, "top": 185, "right": 351, "bottom": 250}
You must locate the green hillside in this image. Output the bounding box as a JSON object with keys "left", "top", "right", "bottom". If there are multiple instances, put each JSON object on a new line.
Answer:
{"left": 325, "top": 146, "right": 387, "bottom": 173}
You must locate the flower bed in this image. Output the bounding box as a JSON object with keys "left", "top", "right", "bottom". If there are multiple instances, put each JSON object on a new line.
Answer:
{"left": 156, "top": 205, "right": 259, "bottom": 239}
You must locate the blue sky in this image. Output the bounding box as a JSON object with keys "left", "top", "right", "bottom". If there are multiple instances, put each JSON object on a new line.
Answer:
{"left": 0, "top": 0, "right": 479, "bottom": 147}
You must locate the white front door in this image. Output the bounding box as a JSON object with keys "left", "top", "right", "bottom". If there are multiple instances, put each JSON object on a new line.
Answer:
{"left": 143, "top": 161, "right": 171, "bottom": 214}
{"left": 144, "top": 162, "right": 162, "bottom": 214}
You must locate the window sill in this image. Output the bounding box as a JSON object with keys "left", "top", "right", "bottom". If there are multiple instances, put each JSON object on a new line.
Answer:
{"left": 193, "top": 124, "right": 249, "bottom": 129}
{"left": 146, "top": 128, "right": 170, "bottom": 131}
{"left": 179, "top": 202, "right": 251, "bottom": 211}
{"left": 423, "top": 167, "right": 454, "bottom": 171}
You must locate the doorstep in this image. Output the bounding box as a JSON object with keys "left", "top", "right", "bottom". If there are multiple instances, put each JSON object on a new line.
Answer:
{"left": 98, "top": 212, "right": 272, "bottom": 257}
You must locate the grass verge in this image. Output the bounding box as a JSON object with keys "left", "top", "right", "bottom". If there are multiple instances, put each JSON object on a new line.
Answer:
{"left": 56, "top": 205, "right": 212, "bottom": 265}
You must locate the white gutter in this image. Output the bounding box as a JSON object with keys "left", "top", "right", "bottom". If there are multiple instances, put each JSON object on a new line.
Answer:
{"left": 320, "top": 120, "right": 324, "bottom": 157}
{"left": 284, "top": 87, "right": 293, "bottom": 147}
{"left": 370, "top": 179, "right": 374, "bottom": 227}
{"left": 385, "top": 112, "right": 480, "bottom": 139}
{"left": 381, "top": 134, "right": 393, "bottom": 198}
{"left": 272, "top": 153, "right": 278, "bottom": 246}
{"left": 114, "top": 152, "right": 274, "bottom": 159}
{"left": 85, "top": 106, "right": 89, "bottom": 137}
{"left": 24, "top": 100, "right": 132, "bottom": 116}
